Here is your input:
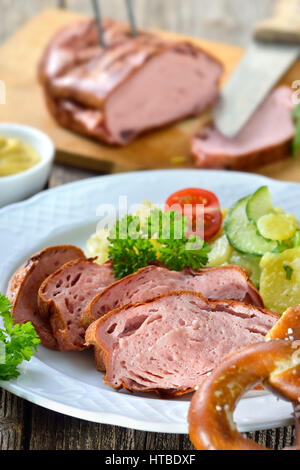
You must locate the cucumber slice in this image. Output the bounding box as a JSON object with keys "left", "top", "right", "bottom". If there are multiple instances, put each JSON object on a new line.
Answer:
{"left": 229, "top": 251, "right": 261, "bottom": 288}
{"left": 246, "top": 186, "right": 274, "bottom": 226}
{"left": 224, "top": 196, "right": 277, "bottom": 256}
{"left": 207, "top": 233, "right": 233, "bottom": 267}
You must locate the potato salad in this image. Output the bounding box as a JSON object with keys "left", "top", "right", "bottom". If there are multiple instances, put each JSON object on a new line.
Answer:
{"left": 86, "top": 186, "right": 300, "bottom": 315}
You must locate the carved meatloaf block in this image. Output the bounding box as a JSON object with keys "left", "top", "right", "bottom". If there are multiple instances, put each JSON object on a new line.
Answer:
{"left": 39, "top": 19, "right": 223, "bottom": 145}
{"left": 191, "top": 86, "right": 295, "bottom": 171}
{"left": 6, "top": 245, "right": 85, "bottom": 349}
{"left": 81, "top": 265, "right": 263, "bottom": 329}
{"left": 38, "top": 259, "right": 115, "bottom": 351}
{"left": 85, "top": 291, "right": 279, "bottom": 395}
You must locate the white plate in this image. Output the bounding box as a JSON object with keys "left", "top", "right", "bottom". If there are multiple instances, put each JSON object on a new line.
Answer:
{"left": 0, "top": 169, "right": 298, "bottom": 434}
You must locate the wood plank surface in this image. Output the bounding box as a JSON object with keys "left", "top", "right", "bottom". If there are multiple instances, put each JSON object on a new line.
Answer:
{"left": 0, "top": 0, "right": 297, "bottom": 451}
{"left": 1, "top": 6, "right": 299, "bottom": 179}
{"left": 0, "top": 8, "right": 243, "bottom": 173}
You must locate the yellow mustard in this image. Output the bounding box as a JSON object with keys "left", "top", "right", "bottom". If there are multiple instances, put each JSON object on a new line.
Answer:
{"left": 0, "top": 136, "right": 40, "bottom": 177}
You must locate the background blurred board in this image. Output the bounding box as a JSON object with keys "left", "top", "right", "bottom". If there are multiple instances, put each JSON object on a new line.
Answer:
{"left": 1, "top": 8, "right": 299, "bottom": 178}
{"left": 0, "top": 1, "right": 296, "bottom": 452}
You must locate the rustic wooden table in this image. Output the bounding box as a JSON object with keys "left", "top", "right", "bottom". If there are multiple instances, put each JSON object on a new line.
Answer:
{"left": 0, "top": 0, "right": 296, "bottom": 450}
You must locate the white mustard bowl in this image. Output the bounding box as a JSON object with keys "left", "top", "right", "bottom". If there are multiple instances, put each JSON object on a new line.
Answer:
{"left": 0, "top": 123, "right": 55, "bottom": 207}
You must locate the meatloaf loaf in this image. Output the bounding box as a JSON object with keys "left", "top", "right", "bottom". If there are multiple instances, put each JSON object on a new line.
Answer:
{"left": 38, "top": 259, "right": 115, "bottom": 351}
{"left": 81, "top": 265, "right": 263, "bottom": 329}
{"left": 38, "top": 19, "right": 223, "bottom": 145}
{"left": 6, "top": 245, "right": 85, "bottom": 349}
{"left": 85, "top": 291, "right": 279, "bottom": 395}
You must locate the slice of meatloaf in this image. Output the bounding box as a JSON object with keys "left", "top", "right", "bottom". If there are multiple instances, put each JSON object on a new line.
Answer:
{"left": 85, "top": 291, "right": 279, "bottom": 395}
{"left": 6, "top": 245, "right": 85, "bottom": 349}
{"left": 39, "top": 19, "right": 223, "bottom": 145}
{"left": 38, "top": 259, "right": 115, "bottom": 351}
{"left": 81, "top": 265, "right": 263, "bottom": 329}
{"left": 191, "top": 86, "right": 295, "bottom": 171}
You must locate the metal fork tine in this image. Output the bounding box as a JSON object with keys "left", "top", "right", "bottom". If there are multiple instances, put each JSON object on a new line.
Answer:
{"left": 91, "top": 0, "right": 106, "bottom": 47}
{"left": 125, "top": 0, "right": 138, "bottom": 37}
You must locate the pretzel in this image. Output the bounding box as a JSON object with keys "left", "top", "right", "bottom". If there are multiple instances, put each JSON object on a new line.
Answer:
{"left": 188, "top": 306, "right": 300, "bottom": 450}
{"left": 265, "top": 305, "right": 300, "bottom": 343}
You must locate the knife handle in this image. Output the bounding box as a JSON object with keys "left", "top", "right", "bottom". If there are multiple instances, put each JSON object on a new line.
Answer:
{"left": 255, "top": 0, "right": 300, "bottom": 43}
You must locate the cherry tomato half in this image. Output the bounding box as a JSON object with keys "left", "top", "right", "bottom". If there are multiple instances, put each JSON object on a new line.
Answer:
{"left": 165, "top": 188, "right": 222, "bottom": 241}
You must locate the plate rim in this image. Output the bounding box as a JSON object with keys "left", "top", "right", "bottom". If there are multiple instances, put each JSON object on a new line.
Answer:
{"left": 0, "top": 168, "right": 290, "bottom": 217}
{"left": 0, "top": 169, "right": 297, "bottom": 433}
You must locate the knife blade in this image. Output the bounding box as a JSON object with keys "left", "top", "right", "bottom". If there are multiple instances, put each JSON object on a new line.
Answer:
{"left": 125, "top": 0, "right": 138, "bottom": 37}
{"left": 215, "top": 0, "right": 300, "bottom": 138}
{"left": 91, "top": 0, "right": 106, "bottom": 47}
{"left": 214, "top": 41, "right": 299, "bottom": 138}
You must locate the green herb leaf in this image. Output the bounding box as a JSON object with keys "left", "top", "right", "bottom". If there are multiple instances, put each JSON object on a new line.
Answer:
{"left": 154, "top": 210, "right": 210, "bottom": 271}
{"left": 108, "top": 210, "right": 210, "bottom": 278}
{"left": 283, "top": 263, "right": 294, "bottom": 281}
{"left": 0, "top": 294, "right": 40, "bottom": 381}
{"left": 158, "top": 236, "right": 210, "bottom": 271}
{"left": 292, "top": 104, "right": 300, "bottom": 156}
{"left": 108, "top": 215, "right": 157, "bottom": 278}
{"left": 143, "top": 209, "right": 188, "bottom": 240}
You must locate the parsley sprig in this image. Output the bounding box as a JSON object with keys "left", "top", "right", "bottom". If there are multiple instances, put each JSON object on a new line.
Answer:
{"left": 108, "top": 215, "right": 157, "bottom": 278}
{"left": 108, "top": 210, "right": 210, "bottom": 278}
{"left": 292, "top": 103, "right": 300, "bottom": 156}
{"left": 0, "top": 294, "right": 40, "bottom": 381}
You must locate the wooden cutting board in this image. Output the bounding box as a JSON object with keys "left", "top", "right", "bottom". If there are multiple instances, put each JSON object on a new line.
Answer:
{"left": 0, "top": 8, "right": 300, "bottom": 180}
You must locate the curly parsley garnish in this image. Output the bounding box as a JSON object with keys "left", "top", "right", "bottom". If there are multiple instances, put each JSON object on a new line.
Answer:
{"left": 108, "top": 215, "right": 157, "bottom": 278}
{"left": 108, "top": 210, "right": 210, "bottom": 278}
{"left": 0, "top": 294, "right": 40, "bottom": 381}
